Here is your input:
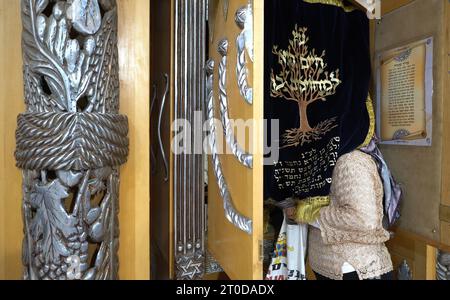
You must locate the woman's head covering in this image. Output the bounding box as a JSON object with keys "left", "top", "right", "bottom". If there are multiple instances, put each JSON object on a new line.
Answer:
{"left": 360, "top": 136, "right": 402, "bottom": 228}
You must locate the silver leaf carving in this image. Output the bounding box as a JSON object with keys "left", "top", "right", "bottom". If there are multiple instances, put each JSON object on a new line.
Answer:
{"left": 36, "top": 0, "right": 49, "bottom": 13}
{"left": 56, "top": 170, "right": 83, "bottom": 187}
{"left": 29, "top": 179, "right": 77, "bottom": 263}
{"left": 22, "top": 0, "right": 72, "bottom": 111}
{"left": 67, "top": 0, "right": 102, "bottom": 35}
{"left": 22, "top": 0, "right": 118, "bottom": 113}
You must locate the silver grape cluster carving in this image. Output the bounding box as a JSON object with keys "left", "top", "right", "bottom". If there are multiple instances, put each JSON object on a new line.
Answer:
{"left": 17, "top": 0, "right": 126, "bottom": 280}
{"left": 22, "top": 168, "right": 120, "bottom": 280}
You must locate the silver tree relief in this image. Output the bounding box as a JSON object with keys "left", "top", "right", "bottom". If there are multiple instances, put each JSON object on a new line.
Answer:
{"left": 16, "top": 0, "right": 127, "bottom": 280}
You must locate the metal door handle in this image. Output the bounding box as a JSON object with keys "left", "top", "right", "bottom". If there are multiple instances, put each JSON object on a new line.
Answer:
{"left": 158, "top": 74, "right": 170, "bottom": 182}
{"left": 150, "top": 84, "right": 157, "bottom": 175}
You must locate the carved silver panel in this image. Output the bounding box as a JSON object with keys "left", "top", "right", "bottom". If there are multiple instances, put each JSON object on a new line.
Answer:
{"left": 205, "top": 250, "right": 224, "bottom": 274}
{"left": 17, "top": 0, "right": 126, "bottom": 280}
{"left": 205, "top": 59, "right": 253, "bottom": 235}
{"left": 176, "top": 252, "right": 204, "bottom": 280}
{"left": 235, "top": 4, "right": 253, "bottom": 105}
{"left": 437, "top": 250, "right": 450, "bottom": 280}
{"left": 218, "top": 39, "right": 253, "bottom": 169}
{"left": 174, "top": 0, "right": 207, "bottom": 280}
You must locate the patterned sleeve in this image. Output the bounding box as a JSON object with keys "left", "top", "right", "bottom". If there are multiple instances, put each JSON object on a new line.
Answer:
{"left": 317, "top": 152, "right": 390, "bottom": 245}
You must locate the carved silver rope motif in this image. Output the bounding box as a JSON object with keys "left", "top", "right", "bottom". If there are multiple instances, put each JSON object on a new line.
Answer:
{"left": 206, "top": 59, "right": 253, "bottom": 235}
{"left": 235, "top": 4, "right": 253, "bottom": 105}
{"left": 17, "top": 0, "right": 126, "bottom": 280}
{"left": 218, "top": 39, "right": 253, "bottom": 169}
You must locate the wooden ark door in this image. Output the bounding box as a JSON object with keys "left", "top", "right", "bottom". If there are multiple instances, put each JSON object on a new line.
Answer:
{"left": 149, "top": 0, "right": 264, "bottom": 280}
{"left": 206, "top": 0, "right": 264, "bottom": 280}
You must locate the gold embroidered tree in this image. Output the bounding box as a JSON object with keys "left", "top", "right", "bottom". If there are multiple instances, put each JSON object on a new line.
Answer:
{"left": 271, "top": 25, "right": 341, "bottom": 148}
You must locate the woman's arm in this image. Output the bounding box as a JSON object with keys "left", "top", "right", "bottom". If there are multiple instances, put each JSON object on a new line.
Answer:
{"left": 317, "top": 152, "right": 389, "bottom": 245}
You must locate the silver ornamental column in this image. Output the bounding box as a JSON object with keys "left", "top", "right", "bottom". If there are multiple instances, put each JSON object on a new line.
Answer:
{"left": 16, "top": 0, "right": 127, "bottom": 280}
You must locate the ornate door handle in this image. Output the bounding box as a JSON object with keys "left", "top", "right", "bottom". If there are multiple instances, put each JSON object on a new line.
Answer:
{"left": 158, "top": 74, "right": 170, "bottom": 182}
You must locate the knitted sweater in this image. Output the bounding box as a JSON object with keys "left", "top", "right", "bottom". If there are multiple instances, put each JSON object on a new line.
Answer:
{"left": 308, "top": 151, "right": 393, "bottom": 280}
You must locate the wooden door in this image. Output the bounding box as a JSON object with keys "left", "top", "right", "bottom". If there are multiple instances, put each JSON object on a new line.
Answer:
{"left": 207, "top": 0, "right": 264, "bottom": 280}
{"left": 150, "top": 0, "right": 174, "bottom": 279}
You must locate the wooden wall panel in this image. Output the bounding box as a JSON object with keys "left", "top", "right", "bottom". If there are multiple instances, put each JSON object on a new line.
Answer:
{"left": 0, "top": 0, "right": 25, "bottom": 280}
{"left": 439, "top": 0, "right": 450, "bottom": 251}
{"left": 381, "top": 0, "right": 414, "bottom": 15}
{"left": 374, "top": 0, "right": 448, "bottom": 279}
{"left": 375, "top": 0, "right": 445, "bottom": 242}
{"left": 426, "top": 245, "right": 437, "bottom": 280}
{"left": 386, "top": 231, "right": 424, "bottom": 279}
{"left": 387, "top": 230, "right": 438, "bottom": 280}
{"left": 376, "top": 0, "right": 450, "bottom": 249}
{"left": 441, "top": 222, "right": 450, "bottom": 246}
{"left": 117, "top": 0, "right": 150, "bottom": 280}
{"left": 442, "top": 0, "right": 450, "bottom": 208}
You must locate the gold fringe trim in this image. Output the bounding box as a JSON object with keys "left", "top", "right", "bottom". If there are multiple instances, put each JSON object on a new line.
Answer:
{"left": 295, "top": 196, "right": 331, "bottom": 223}
{"left": 303, "top": 0, "right": 357, "bottom": 12}
{"left": 359, "top": 94, "right": 375, "bottom": 148}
